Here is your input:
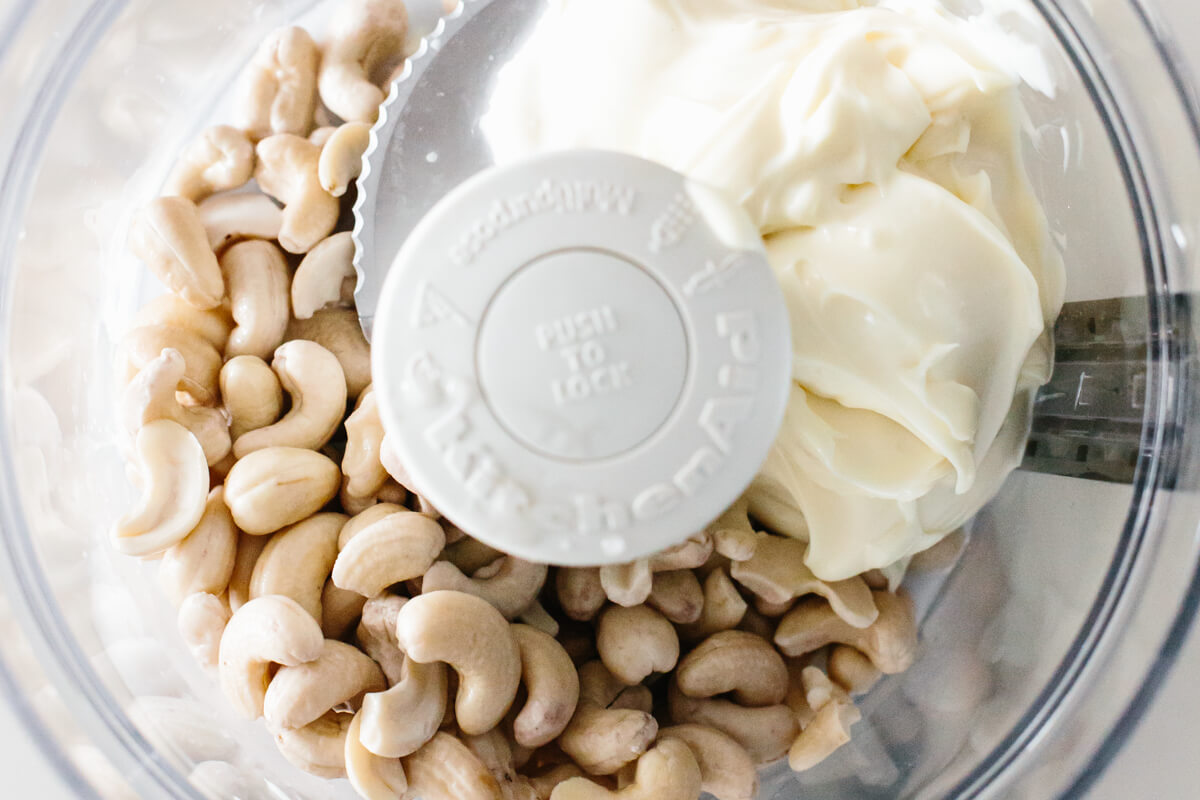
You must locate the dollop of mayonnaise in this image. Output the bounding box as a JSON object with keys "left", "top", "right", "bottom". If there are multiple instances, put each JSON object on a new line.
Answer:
{"left": 482, "top": 0, "right": 1065, "bottom": 580}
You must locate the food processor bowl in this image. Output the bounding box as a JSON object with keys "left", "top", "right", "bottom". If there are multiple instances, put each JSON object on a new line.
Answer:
{"left": 1, "top": 0, "right": 1198, "bottom": 798}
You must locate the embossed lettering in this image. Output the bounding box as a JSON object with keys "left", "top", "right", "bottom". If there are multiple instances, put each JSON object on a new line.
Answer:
{"left": 716, "top": 311, "right": 761, "bottom": 363}
{"left": 411, "top": 281, "right": 470, "bottom": 329}
{"left": 675, "top": 447, "right": 723, "bottom": 496}
{"left": 699, "top": 397, "right": 753, "bottom": 454}
{"left": 633, "top": 484, "right": 682, "bottom": 520}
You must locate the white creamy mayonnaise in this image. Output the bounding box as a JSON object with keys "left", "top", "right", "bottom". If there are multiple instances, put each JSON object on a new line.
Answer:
{"left": 482, "top": 0, "right": 1064, "bottom": 580}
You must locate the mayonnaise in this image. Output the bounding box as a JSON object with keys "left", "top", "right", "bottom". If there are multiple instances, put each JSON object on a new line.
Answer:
{"left": 482, "top": 0, "right": 1064, "bottom": 580}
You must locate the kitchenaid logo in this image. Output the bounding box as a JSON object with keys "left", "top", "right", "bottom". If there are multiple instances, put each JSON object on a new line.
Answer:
{"left": 449, "top": 180, "right": 637, "bottom": 266}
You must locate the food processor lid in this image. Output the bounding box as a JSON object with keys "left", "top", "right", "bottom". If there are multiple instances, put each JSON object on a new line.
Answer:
{"left": 354, "top": 0, "right": 792, "bottom": 565}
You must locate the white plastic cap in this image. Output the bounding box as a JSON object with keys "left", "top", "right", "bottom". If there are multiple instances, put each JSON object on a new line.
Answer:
{"left": 372, "top": 150, "right": 791, "bottom": 565}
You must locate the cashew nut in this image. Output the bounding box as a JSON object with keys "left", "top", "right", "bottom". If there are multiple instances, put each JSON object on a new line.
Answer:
{"left": 736, "top": 607, "right": 775, "bottom": 641}
{"left": 228, "top": 531, "right": 268, "bottom": 612}
{"left": 675, "top": 631, "right": 788, "bottom": 707}
{"left": 422, "top": 557, "right": 547, "bottom": 619}
{"left": 598, "top": 561, "right": 651, "bottom": 608}
{"left": 333, "top": 509, "right": 445, "bottom": 596}
{"left": 319, "top": 122, "right": 372, "bottom": 197}
{"left": 595, "top": 605, "right": 679, "bottom": 685}
{"left": 198, "top": 192, "right": 284, "bottom": 252}
{"left": 557, "top": 568, "right": 605, "bottom": 622}
{"left": 275, "top": 710, "right": 351, "bottom": 779}
{"left": 649, "top": 533, "right": 714, "bottom": 572}
{"left": 249, "top": 512, "right": 345, "bottom": 622}
{"left": 442, "top": 536, "right": 506, "bottom": 576}
{"left": 286, "top": 308, "right": 372, "bottom": 399}
{"left": 357, "top": 592, "right": 408, "bottom": 683}
{"left": 667, "top": 680, "right": 798, "bottom": 764}
{"left": 784, "top": 656, "right": 816, "bottom": 729}
{"left": 395, "top": 591, "right": 522, "bottom": 735}
{"left": 263, "top": 639, "right": 386, "bottom": 730}
{"left": 706, "top": 497, "right": 759, "bottom": 562}
{"left": 359, "top": 655, "right": 448, "bottom": 756}
{"left": 342, "top": 387, "right": 389, "bottom": 500}
{"left": 128, "top": 196, "right": 224, "bottom": 309}
{"left": 646, "top": 570, "right": 703, "bottom": 624}
{"left": 774, "top": 591, "right": 917, "bottom": 673}
{"left": 346, "top": 711, "right": 408, "bottom": 800}
{"left": 133, "top": 293, "right": 232, "bottom": 350}
{"left": 550, "top": 739, "right": 701, "bottom": 800}
{"left": 235, "top": 26, "right": 319, "bottom": 140}
{"left": 678, "top": 568, "right": 748, "bottom": 642}
{"left": 378, "top": 439, "right": 442, "bottom": 517}
{"left": 223, "top": 447, "right": 341, "bottom": 534}
{"left": 730, "top": 534, "right": 878, "bottom": 628}
{"left": 159, "top": 487, "right": 238, "bottom": 604}
{"left": 123, "top": 349, "right": 231, "bottom": 466}
{"left": 233, "top": 340, "right": 347, "bottom": 456}
{"left": 464, "top": 728, "right": 540, "bottom": 800}
{"left": 787, "top": 667, "right": 861, "bottom": 772}
{"left": 752, "top": 594, "right": 794, "bottom": 618}
{"left": 403, "top": 732, "right": 502, "bottom": 800}
{"left": 254, "top": 134, "right": 339, "bottom": 254}
{"left": 530, "top": 764, "right": 589, "bottom": 800}
{"left": 519, "top": 601, "right": 560, "bottom": 638}
{"left": 559, "top": 661, "right": 657, "bottom": 776}
{"left": 323, "top": 580, "right": 368, "bottom": 639}
{"left": 164, "top": 125, "right": 255, "bottom": 202}
{"left": 827, "top": 645, "right": 882, "bottom": 696}
{"left": 659, "top": 724, "right": 757, "bottom": 800}
{"left": 220, "top": 355, "right": 283, "bottom": 442}
{"left": 292, "top": 231, "right": 357, "bottom": 320}
{"left": 122, "top": 324, "right": 222, "bottom": 404}
{"left": 220, "top": 239, "right": 291, "bottom": 361}
{"left": 111, "top": 420, "right": 209, "bottom": 558}
{"left": 318, "top": 0, "right": 409, "bottom": 123}
{"left": 177, "top": 592, "right": 231, "bottom": 670}
{"left": 310, "top": 126, "right": 337, "bottom": 147}
{"left": 218, "top": 595, "right": 324, "bottom": 719}
{"left": 511, "top": 624, "right": 580, "bottom": 749}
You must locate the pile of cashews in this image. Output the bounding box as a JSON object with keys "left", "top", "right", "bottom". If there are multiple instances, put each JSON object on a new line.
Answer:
{"left": 110, "top": 2, "right": 922, "bottom": 798}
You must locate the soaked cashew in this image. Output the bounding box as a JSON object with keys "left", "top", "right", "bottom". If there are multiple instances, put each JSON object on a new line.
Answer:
{"left": 322, "top": 580, "right": 368, "bottom": 639}
{"left": 164, "top": 125, "right": 255, "bottom": 202}
{"left": 342, "top": 388, "right": 389, "bottom": 500}
{"left": 650, "top": 534, "right": 714, "bottom": 571}
{"left": 223, "top": 447, "right": 341, "bottom": 535}
{"left": 122, "top": 324, "right": 222, "bottom": 404}
{"left": 218, "top": 595, "right": 324, "bottom": 719}
{"left": 249, "top": 512, "right": 345, "bottom": 622}
{"left": 361, "top": 658, "right": 447, "bottom": 757}
{"left": 395, "top": 591, "right": 521, "bottom": 735}
{"left": 236, "top": 26, "right": 319, "bottom": 139}
{"left": 551, "top": 739, "right": 701, "bottom": 800}
{"left": 318, "top": 0, "right": 409, "bottom": 123}
{"left": 133, "top": 293, "right": 232, "bottom": 350}
{"left": 221, "top": 239, "right": 291, "bottom": 361}
{"left": 220, "top": 356, "right": 283, "bottom": 440}
{"left": 598, "top": 561, "right": 651, "bottom": 608}
{"left": 275, "top": 711, "right": 351, "bottom": 779}
{"left": 111, "top": 420, "right": 209, "bottom": 558}
{"left": 752, "top": 594, "right": 794, "bottom": 618}
{"left": 128, "top": 196, "right": 224, "bottom": 309}
{"left": 659, "top": 725, "right": 757, "bottom": 800}
{"left": 596, "top": 605, "right": 679, "bottom": 685}
{"left": 530, "top": 765, "right": 588, "bottom": 800}
{"left": 234, "top": 340, "right": 347, "bottom": 456}
{"left": 310, "top": 126, "right": 337, "bottom": 147}
{"left": 788, "top": 667, "right": 861, "bottom": 772}
{"left": 263, "top": 639, "right": 386, "bottom": 730}
{"left": 511, "top": 625, "right": 580, "bottom": 749}
{"left": 464, "top": 729, "right": 540, "bottom": 800}
{"left": 519, "top": 601, "right": 560, "bottom": 638}
{"left": 774, "top": 591, "right": 918, "bottom": 673}
{"left": 228, "top": 532, "right": 269, "bottom": 612}
{"left": 255, "top": 134, "right": 339, "bottom": 254}
{"left": 286, "top": 308, "right": 372, "bottom": 399}
{"left": 646, "top": 570, "right": 703, "bottom": 624}
{"left": 442, "top": 537, "right": 505, "bottom": 576}
{"left": 292, "top": 232, "right": 357, "bottom": 320}
{"left": 706, "top": 497, "right": 759, "bottom": 562}
{"left": 319, "top": 122, "right": 371, "bottom": 197}
{"left": 559, "top": 662, "right": 657, "bottom": 776}
{"left": 422, "top": 557, "right": 547, "bottom": 619}
{"left": 667, "top": 680, "right": 798, "bottom": 764}
{"left": 346, "top": 711, "right": 408, "bottom": 800}
{"left": 403, "top": 732, "right": 502, "bottom": 800}
{"left": 356, "top": 592, "right": 408, "bottom": 682}
{"left": 123, "top": 349, "right": 231, "bottom": 466}
{"left": 675, "top": 631, "right": 788, "bottom": 707}
{"left": 828, "top": 645, "right": 882, "bottom": 696}
{"left": 730, "top": 535, "right": 877, "bottom": 628}
{"left": 198, "top": 192, "right": 284, "bottom": 252}
{"left": 178, "top": 592, "right": 231, "bottom": 670}
{"left": 557, "top": 568, "right": 605, "bottom": 622}
{"left": 159, "top": 487, "right": 238, "bottom": 604}
{"left": 678, "top": 568, "right": 748, "bottom": 642}
{"left": 333, "top": 509, "right": 444, "bottom": 596}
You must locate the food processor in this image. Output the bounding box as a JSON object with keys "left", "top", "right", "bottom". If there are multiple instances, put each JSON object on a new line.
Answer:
{"left": 1, "top": 0, "right": 1199, "bottom": 798}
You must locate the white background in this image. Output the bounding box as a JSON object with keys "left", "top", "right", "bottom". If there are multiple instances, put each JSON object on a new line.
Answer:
{"left": 3, "top": 0, "right": 1200, "bottom": 796}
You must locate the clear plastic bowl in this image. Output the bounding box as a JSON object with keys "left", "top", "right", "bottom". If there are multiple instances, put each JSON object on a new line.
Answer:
{"left": 1, "top": 0, "right": 1199, "bottom": 798}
